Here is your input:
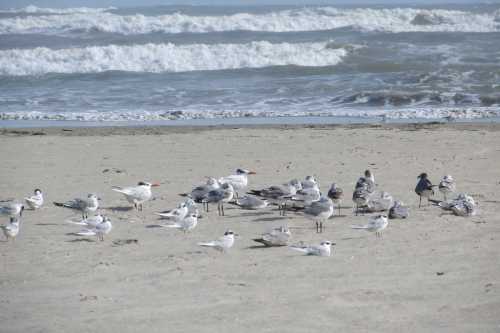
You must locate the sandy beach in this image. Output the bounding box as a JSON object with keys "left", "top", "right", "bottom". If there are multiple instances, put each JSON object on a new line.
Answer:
{"left": 1, "top": 123, "right": 499, "bottom": 332}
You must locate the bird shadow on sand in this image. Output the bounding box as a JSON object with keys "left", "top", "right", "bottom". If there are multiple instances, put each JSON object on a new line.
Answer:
{"left": 245, "top": 245, "right": 286, "bottom": 250}
{"left": 66, "top": 238, "right": 95, "bottom": 243}
{"left": 251, "top": 215, "right": 292, "bottom": 222}
{"left": 112, "top": 239, "right": 138, "bottom": 246}
{"left": 102, "top": 206, "right": 134, "bottom": 212}
{"left": 145, "top": 224, "right": 164, "bottom": 229}
{"left": 35, "top": 223, "right": 59, "bottom": 226}
{"left": 224, "top": 211, "right": 274, "bottom": 219}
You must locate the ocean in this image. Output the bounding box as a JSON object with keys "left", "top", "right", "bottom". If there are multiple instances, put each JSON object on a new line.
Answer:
{"left": 0, "top": 3, "right": 499, "bottom": 125}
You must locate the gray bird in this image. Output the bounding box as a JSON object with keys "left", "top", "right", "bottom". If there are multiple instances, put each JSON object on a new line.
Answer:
{"left": 249, "top": 179, "right": 302, "bottom": 215}
{"left": 186, "top": 177, "right": 220, "bottom": 203}
{"left": 355, "top": 170, "right": 376, "bottom": 193}
{"left": 304, "top": 196, "right": 334, "bottom": 233}
{"left": 202, "top": 183, "right": 234, "bottom": 216}
{"left": 253, "top": 226, "right": 291, "bottom": 247}
{"left": 54, "top": 193, "right": 100, "bottom": 219}
{"left": 389, "top": 200, "right": 410, "bottom": 219}
{"left": 438, "top": 175, "right": 456, "bottom": 201}
{"left": 0, "top": 202, "right": 24, "bottom": 217}
{"left": 327, "top": 183, "right": 344, "bottom": 215}
{"left": 352, "top": 183, "right": 370, "bottom": 216}
{"left": 232, "top": 195, "right": 268, "bottom": 210}
{"left": 366, "top": 191, "right": 394, "bottom": 212}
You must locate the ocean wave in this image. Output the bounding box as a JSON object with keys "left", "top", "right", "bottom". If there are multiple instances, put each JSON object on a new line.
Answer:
{"left": 0, "top": 41, "right": 348, "bottom": 76}
{"left": 0, "top": 5, "right": 114, "bottom": 14}
{"left": 1, "top": 107, "right": 499, "bottom": 122}
{"left": 0, "top": 7, "right": 498, "bottom": 35}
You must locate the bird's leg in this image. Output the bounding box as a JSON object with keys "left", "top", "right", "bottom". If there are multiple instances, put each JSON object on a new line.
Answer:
{"left": 419, "top": 196, "right": 422, "bottom": 208}
{"left": 316, "top": 221, "right": 319, "bottom": 233}
{"left": 320, "top": 221, "right": 323, "bottom": 233}
{"left": 221, "top": 203, "right": 225, "bottom": 216}
{"left": 283, "top": 201, "right": 287, "bottom": 216}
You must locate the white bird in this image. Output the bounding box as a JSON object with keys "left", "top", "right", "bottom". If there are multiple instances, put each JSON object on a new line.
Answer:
{"left": 292, "top": 184, "right": 321, "bottom": 206}
{"left": 155, "top": 202, "right": 189, "bottom": 223}
{"left": 389, "top": 201, "right": 410, "bottom": 219}
{"left": 24, "top": 189, "right": 44, "bottom": 210}
{"left": 219, "top": 168, "right": 256, "bottom": 197}
{"left": 437, "top": 193, "right": 477, "bottom": 217}
{"left": 75, "top": 216, "right": 112, "bottom": 241}
{"left": 439, "top": 175, "right": 456, "bottom": 201}
{"left": 161, "top": 213, "right": 198, "bottom": 233}
{"left": 302, "top": 175, "right": 319, "bottom": 189}
{"left": 248, "top": 179, "right": 302, "bottom": 215}
{"left": 0, "top": 202, "right": 24, "bottom": 217}
{"left": 198, "top": 230, "right": 236, "bottom": 252}
{"left": 65, "top": 214, "right": 104, "bottom": 228}
{"left": 233, "top": 195, "right": 268, "bottom": 210}
{"left": 253, "top": 226, "right": 291, "bottom": 247}
{"left": 112, "top": 181, "right": 159, "bottom": 211}
{"left": 202, "top": 183, "right": 234, "bottom": 216}
{"left": 351, "top": 214, "right": 389, "bottom": 238}
{"left": 54, "top": 193, "right": 99, "bottom": 219}
{"left": 366, "top": 191, "right": 394, "bottom": 212}
{"left": 290, "top": 241, "right": 334, "bottom": 257}
{"left": 1, "top": 217, "right": 20, "bottom": 241}
{"left": 186, "top": 177, "right": 220, "bottom": 202}
{"left": 304, "top": 196, "right": 334, "bottom": 233}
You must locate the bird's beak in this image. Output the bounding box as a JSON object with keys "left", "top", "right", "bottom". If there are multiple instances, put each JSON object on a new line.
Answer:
{"left": 97, "top": 197, "right": 102, "bottom": 201}
{"left": 151, "top": 183, "right": 160, "bottom": 187}
{"left": 248, "top": 171, "right": 256, "bottom": 175}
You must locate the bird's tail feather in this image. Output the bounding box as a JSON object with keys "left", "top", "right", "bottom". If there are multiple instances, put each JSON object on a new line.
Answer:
{"left": 289, "top": 246, "right": 308, "bottom": 253}
{"left": 198, "top": 242, "right": 215, "bottom": 247}
{"left": 351, "top": 225, "right": 368, "bottom": 229}
{"left": 75, "top": 230, "right": 96, "bottom": 236}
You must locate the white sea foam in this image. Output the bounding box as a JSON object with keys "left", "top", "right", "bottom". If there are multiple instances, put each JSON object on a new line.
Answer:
{"left": 0, "top": 5, "right": 114, "bottom": 14}
{"left": 0, "top": 7, "right": 498, "bottom": 35}
{"left": 0, "top": 41, "right": 348, "bottom": 76}
{"left": 1, "top": 107, "right": 499, "bottom": 122}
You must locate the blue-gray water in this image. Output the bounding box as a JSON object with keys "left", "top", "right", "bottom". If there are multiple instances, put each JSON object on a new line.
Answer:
{"left": 0, "top": 4, "right": 499, "bottom": 125}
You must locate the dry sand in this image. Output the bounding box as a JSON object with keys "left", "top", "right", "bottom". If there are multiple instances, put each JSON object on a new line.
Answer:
{"left": 1, "top": 123, "right": 499, "bottom": 332}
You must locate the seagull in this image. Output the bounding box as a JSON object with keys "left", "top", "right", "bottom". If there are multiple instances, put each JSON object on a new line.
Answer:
{"left": 327, "top": 183, "right": 344, "bottom": 215}
{"left": 438, "top": 175, "right": 456, "bottom": 201}
{"left": 161, "top": 213, "right": 198, "bottom": 233}
{"left": 0, "top": 202, "right": 24, "bottom": 217}
{"left": 291, "top": 184, "right": 321, "bottom": 206}
{"left": 248, "top": 179, "right": 302, "bottom": 215}
{"left": 352, "top": 183, "right": 370, "bottom": 216}
{"left": 65, "top": 214, "right": 104, "bottom": 228}
{"left": 351, "top": 214, "right": 389, "bottom": 238}
{"left": 366, "top": 191, "right": 394, "bottom": 212}
{"left": 54, "top": 193, "right": 99, "bottom": 219}
{"left": 415, "top": 173, "right": 435, "bottom": 208}
{"left": 388, "top": 200, "right": 410, "bottom": 219}
{"left": 303, "top": 196, "right": 334, "bottom": 233}
{"left": 1, "top": 217, "right": 20, "bottom": 241}
{"left": 219, "top": 168, "right": 256, "bottom": 197}
{"left": 24, "top": 189, "right": 44, "bottom": 210}
{"left": 75, "top": 216, "right": 112, "bottom": 241}
{"left": 302, "top": 175, "right": 319, "bottom": 189}
{"left": 155, "top": 201, "right": 189, "bottom": 223}
{"left": 355, "top": 170, "right": 376, "bottom": 193}
{"left": 198, "top": 230, "right": 236, "bottom": 252}
{"left": 232, "top": 195, "right": 268, "bottom": 210}
{"left": 434, "top": 193, "right": 477, "bottom": 217}
{"left": 289, "top": 241, "right": 334, "bottom": 257}
{"left": 185, "top": 177, "right": 220, "bottom": 203}
{"left": 112, "top": 181, "right": 159, "bottom": 211}
{"left": 253, "top": 226, "right": 291, "bottom": 247}
{"left": 202, "top": 183, "right": 234, "bottom": 216}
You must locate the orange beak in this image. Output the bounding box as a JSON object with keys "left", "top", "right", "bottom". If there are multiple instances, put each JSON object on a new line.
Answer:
{"left": 151, "top": 183, "right": 160, "bottom": 187}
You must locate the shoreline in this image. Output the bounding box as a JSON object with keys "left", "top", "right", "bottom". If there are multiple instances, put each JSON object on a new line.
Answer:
{"left": 2, "top": 121, "right": 500, "bottom": 137}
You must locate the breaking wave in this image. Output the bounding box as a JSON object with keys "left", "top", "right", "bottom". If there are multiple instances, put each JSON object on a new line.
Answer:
{"left": 0, "top": 41, "right": 348, "bottom": 76}
{"left": 0, "top": 7, "right": 498, "bottom": 35}
{"left": 0, "top": 5, "right": 114, "bottom": 15}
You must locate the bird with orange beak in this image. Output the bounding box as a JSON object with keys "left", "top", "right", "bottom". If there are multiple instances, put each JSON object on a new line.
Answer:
{"left": 218, "top": 168, "right": 256, "bottom": 198}
{"left": 112, "top": 181, "right": 159, "bottom": 211}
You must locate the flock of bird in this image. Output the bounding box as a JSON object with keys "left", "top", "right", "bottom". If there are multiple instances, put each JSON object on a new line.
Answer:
{"left": 1, "top": 168, "right": 477, "bottom": 257}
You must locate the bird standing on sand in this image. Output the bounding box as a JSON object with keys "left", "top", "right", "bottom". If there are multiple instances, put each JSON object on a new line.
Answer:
{"left": 253, "top": 226, "right": 291, "bottom": 247}
{"left": 352, "top": 183, "right": 370, "bottom": 216}
{"left": 198, "top": 230, "right": 236, "bottom": 252}
{"left": 356, "top": 170, "right": 376, "bottom": 193}
{"left": 54, "top": 194, "right": 99, "bottom": 219}
{"left": 290, "top": 241, "right": 334, "bottom": 257}
{"left": 415, "top": 173, "right": 434, "bottom": 208}
{"left": 327, "top": 183, "right": 343, "bottom": 215}
{"left": 1, "top": 217, "right": 20, "bottom": 241}
{"left": 112, "top": 181, "right": 159, "bottom": 211}
{"left": 351, "top": 214, "right": 389, "bottom": 238}
{"left": 24, "top": 189, "right": 44, "bottom": 210}
{"left": 186, "top": 177, "right": 220, "bottom": 203}
{"left": 304, "top": 196, "right": 334, "bottom": 233}
{"left": 219, "top": 168, "right": 256, "bottom": 198}
{"left": 202, "top": 183, "right": 234, "bottom": 216}
{"left": 155, "top": 201, "right": 189, "bottom": 223}
{"left": 75, "top": 216, "right": 112, "bottom": 241}
{"left": 438, "top": 175, "right": 456, "bottom": 201}
{"left": 248, "top": 179, "right": 302, "bottom": 215}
